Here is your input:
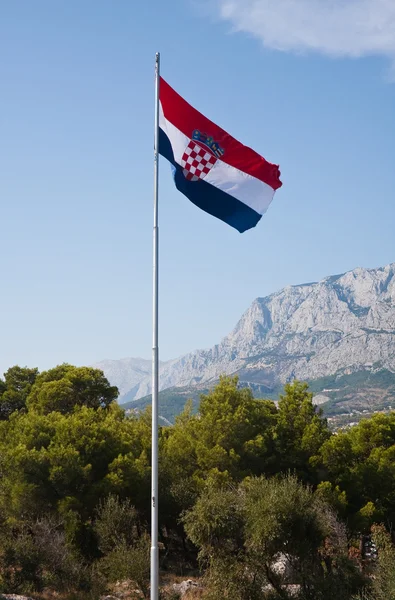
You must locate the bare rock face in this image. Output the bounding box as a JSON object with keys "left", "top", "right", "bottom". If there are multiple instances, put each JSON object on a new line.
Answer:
{"left": 131, "top": 263, "right": 395, "bottom": 397}
{"left": 99, "top": 263, "right": 395, "bottom": 401}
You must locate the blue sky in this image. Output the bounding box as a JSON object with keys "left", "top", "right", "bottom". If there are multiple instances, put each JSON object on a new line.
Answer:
{"left": 1, "top": 0, "right": 394, "bottom": 376}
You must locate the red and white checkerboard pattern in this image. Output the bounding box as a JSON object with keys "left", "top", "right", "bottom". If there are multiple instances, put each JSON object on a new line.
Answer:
{"left": 181, "top": 141, "right": 218, "bottom": 182}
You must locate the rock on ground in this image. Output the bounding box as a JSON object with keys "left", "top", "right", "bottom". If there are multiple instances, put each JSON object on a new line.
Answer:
{"left": 0, "top": 596, "right": 35, "bottom": 600}
{"left": 172, "top": 579, "right": 202, "bottom": 597}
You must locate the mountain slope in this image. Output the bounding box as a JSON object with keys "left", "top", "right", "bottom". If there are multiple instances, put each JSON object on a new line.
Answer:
{"left": 127, "top": 263, "right": 395, "bottom": 399}
{"left": 96, "top": 263, "right": 395, "bottom": 406}
{"left": 122, "top": 368, "right": 395, "bottom": 425}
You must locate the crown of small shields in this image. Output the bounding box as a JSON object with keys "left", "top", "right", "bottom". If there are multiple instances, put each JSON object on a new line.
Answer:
{"left": 192, "top": 130, "right": 224, "bottom": 158}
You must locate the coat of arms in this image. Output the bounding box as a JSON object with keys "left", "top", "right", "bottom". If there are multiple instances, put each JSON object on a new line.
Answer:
{"left": 181, "top": 130, "right": 224, "bottom": 182}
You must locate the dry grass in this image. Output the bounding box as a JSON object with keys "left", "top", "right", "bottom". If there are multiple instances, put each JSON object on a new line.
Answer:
{"left": 183, "top": 589, "right": 204, "bottom": 599}
{"left": 7, "top": 574, "right": 205, "bottom": 600}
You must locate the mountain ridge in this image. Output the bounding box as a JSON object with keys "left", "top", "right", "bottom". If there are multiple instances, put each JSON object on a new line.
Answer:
{"left": 94, "top": 262, "right": 395, "bottom": 405}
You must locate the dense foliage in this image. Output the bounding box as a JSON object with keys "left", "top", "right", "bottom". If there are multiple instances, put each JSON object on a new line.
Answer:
{"left": 0, "top": 366, "right": 395, "bottom": 598}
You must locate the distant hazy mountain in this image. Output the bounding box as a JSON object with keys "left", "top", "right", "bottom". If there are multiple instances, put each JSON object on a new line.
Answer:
{"left": 92, "top": 357, "right": 153, "bottom": 398}
{"left": 97, "top": 263, "right": 395, "bottom": 407}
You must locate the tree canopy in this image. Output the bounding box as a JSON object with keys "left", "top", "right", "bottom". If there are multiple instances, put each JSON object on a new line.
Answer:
{"left": 0, "top": 365, "right": 394, "bottom": 598}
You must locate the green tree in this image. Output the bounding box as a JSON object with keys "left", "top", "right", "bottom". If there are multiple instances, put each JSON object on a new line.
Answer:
{"left": 0, "top": 366, "right": 38, "bottom": 419}
{"left": 315, "top": 481, "right": 348, "bottom": 517}
{"left": 197, "top": 376, "right": 278, "bottom": 477}
{"left": 160, "top": 377, "right": 278, "bottom": 535}
{"left": 274, "top": 381, "right": 331, "bottom": 480}
{"left": 319, "top": 413, "right": 395, "bottom": 529}
{"left": 184, "top": 475, "right": 365, "bottom": 600}
{"left": 26, "top": 364, "right": 118, "bottom": 414}
{"left": 163, "top": 376, "right": 278, "bottom": 483}
{"left": 0, "top": 404, "right": 151, "bottom": 554}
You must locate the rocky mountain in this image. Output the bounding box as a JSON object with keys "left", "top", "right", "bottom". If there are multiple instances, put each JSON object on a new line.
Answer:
{"left": 98, "top": 263, "right": 395, "bottom": 406}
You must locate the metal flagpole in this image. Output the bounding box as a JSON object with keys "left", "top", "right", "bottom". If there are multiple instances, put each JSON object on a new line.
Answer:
{"left": 151, "top": 51, "right": 160, "bottom": 600}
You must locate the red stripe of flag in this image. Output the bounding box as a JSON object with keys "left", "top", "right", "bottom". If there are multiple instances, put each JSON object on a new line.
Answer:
{"left": 160, "top": 77, "right": 282, "bottom": 191}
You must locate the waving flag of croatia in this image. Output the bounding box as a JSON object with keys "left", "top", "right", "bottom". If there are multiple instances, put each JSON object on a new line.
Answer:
{"left": 158, "top": 77, "right": 282, "bottom": 233}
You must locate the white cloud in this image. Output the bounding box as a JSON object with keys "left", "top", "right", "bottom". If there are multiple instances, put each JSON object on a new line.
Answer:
{"left": 214, "top": 0, "right": 395, "bottom": 60}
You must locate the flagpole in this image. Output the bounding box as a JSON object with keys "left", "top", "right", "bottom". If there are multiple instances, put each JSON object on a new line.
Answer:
{"left": 151, "top": 52, "right": 160, "bottom": 600}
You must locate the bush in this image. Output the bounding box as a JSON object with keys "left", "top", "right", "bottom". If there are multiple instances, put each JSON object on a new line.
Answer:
{"left": 94, "top": 495, "right": 150, "bottom": 598}
{"left": 94, "top": 494, "right": 139, "bottom": 554}
{"left": 184, "top": 475, "right": 366, "bottom": 600}
{"left": 0, "top": 517, "right": 92, "bottom": 594}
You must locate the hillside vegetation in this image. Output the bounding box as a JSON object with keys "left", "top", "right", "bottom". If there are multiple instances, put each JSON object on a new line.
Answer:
{"left": 1, "top": 364, "right": 395, "bottom": 598}
{"left": 123, "top": 368, "right": 395, "bottom": 427}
